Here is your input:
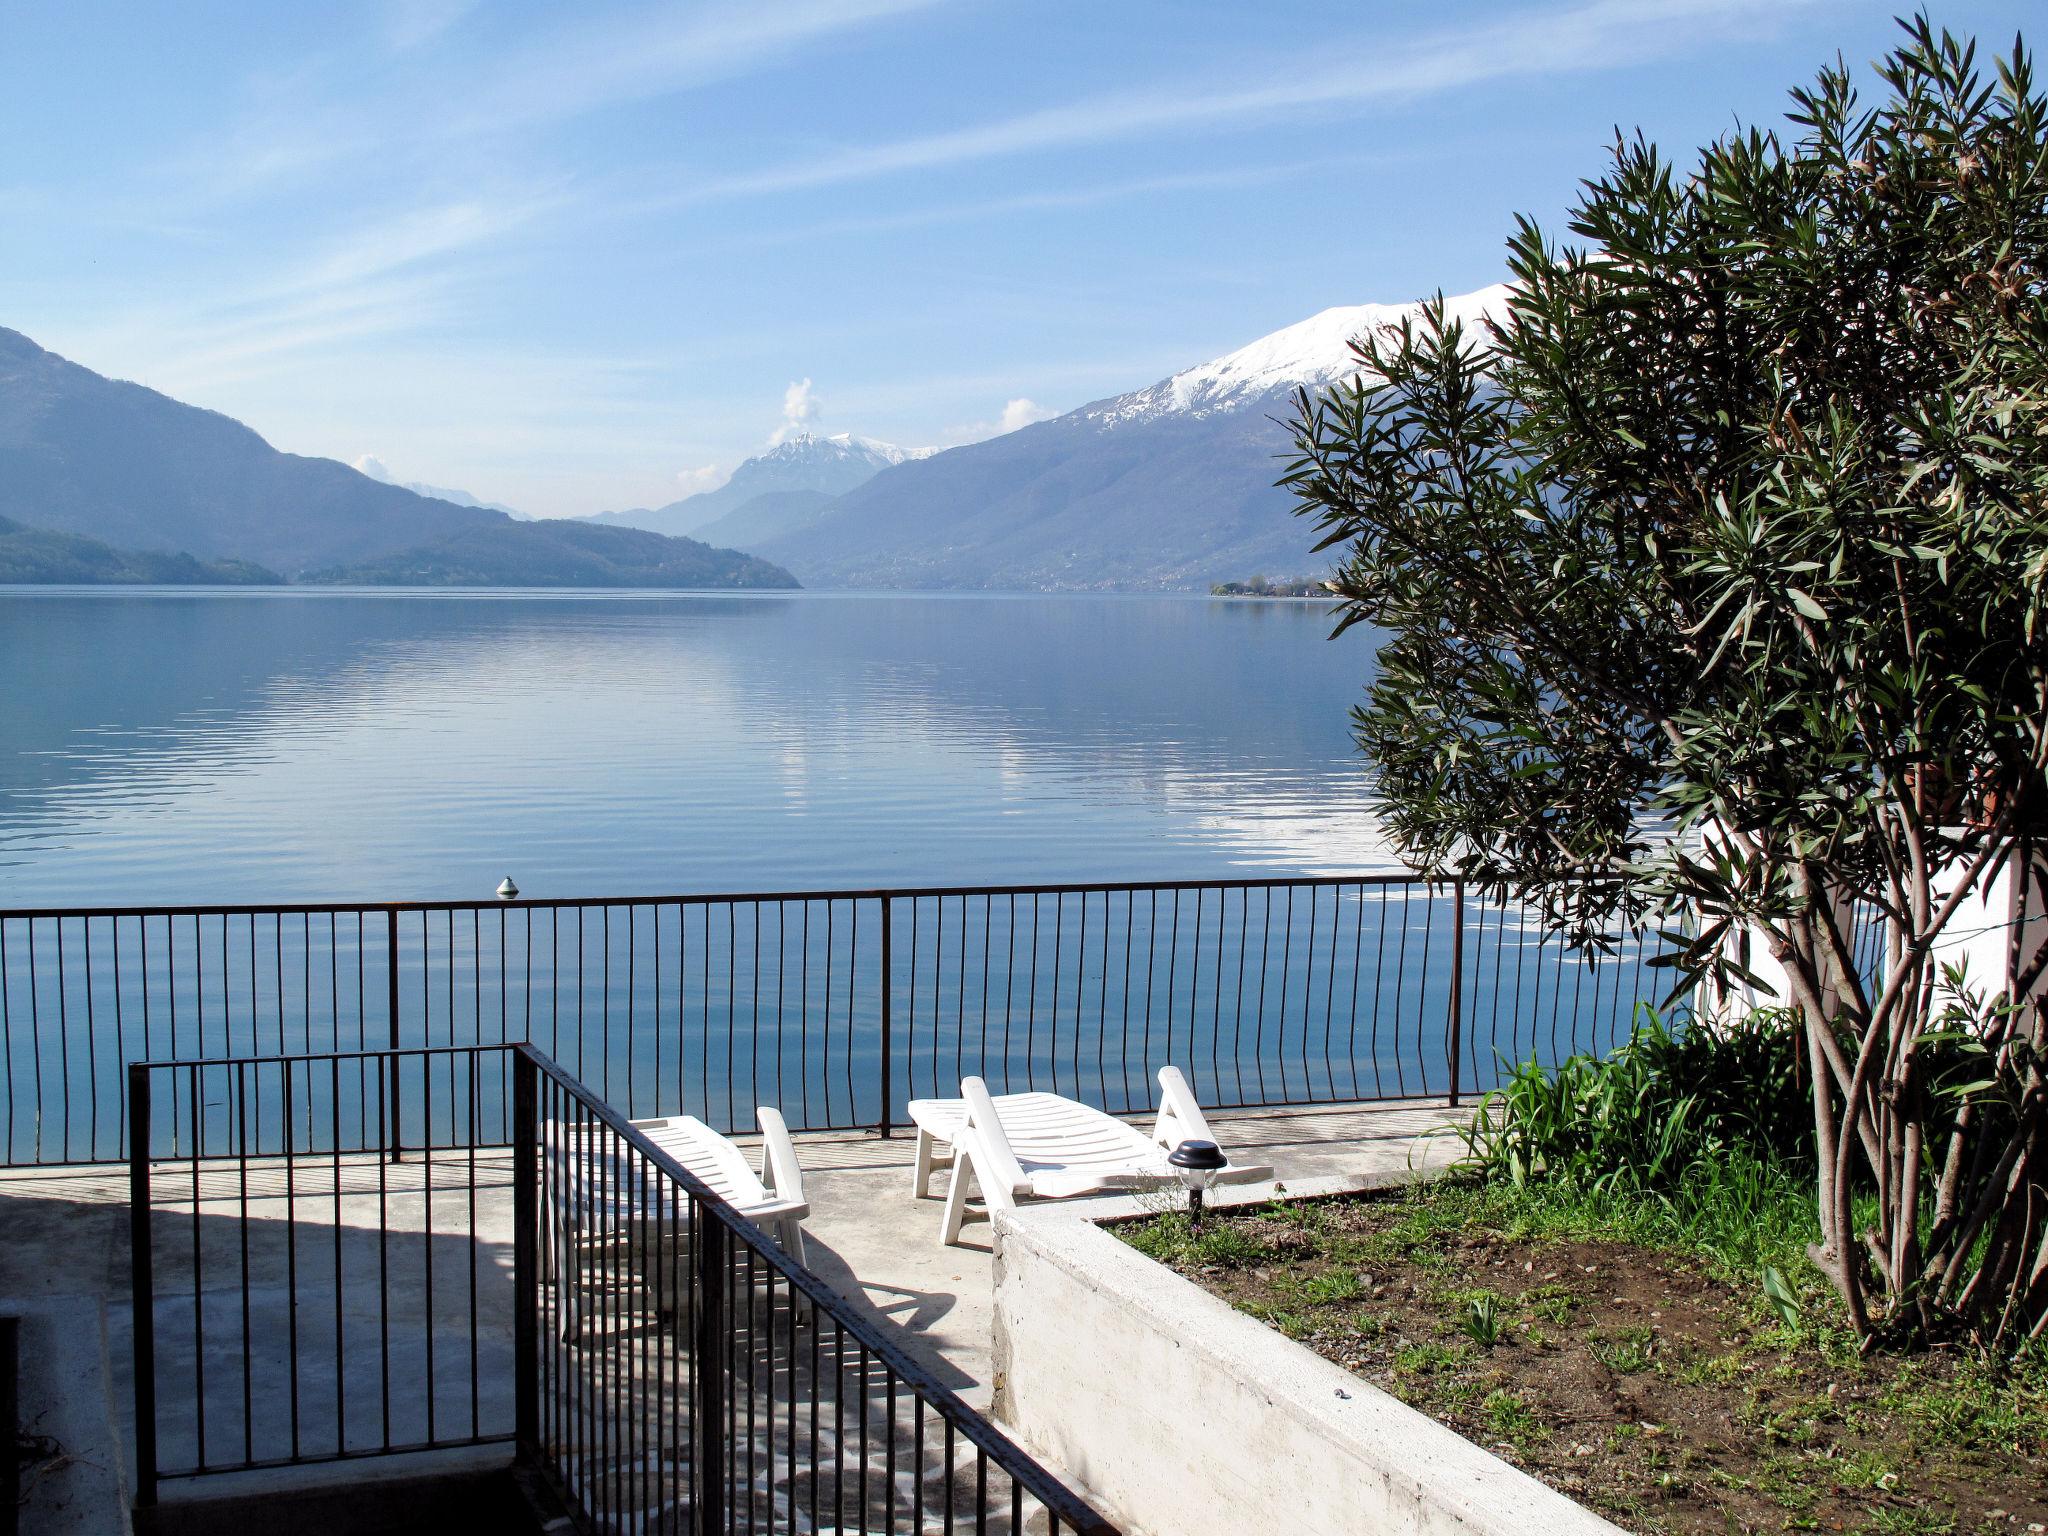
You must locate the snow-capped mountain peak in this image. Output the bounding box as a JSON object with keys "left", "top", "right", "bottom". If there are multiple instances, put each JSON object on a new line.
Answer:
{"left": 1090, "top": 283, "right": 1512, "bottom": 425}
{"left": 760, "top": 431, "right": 935, "bottom": 468}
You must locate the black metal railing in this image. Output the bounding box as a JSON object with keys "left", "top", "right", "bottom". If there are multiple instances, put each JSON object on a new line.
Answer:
{"left": 518, "top": 1043, "right": 1117, "bottom": 1534}
{"left": 9, "top": 876, "right": 1676, "bottom": 1165}
{"left": 127, "top": 1042, "right": 1118, "bottom": 1534}
{"left": 126, "top": 1046, "right": 519, "bottom": 1497}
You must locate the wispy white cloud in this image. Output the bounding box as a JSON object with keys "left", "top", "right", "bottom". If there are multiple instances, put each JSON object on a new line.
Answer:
{"left": 767, "top": 377, "right": 822, "bottom": 445}
{"left": 379, "top": 0, "right": 479, "bottom": 53}
{"left": 664, "top": 0, "right": 1817, "bottom": 205}
{"left": 673, "top": 462, "right": 729, "bottom": 494}
{"left": 999, "top": 398, "right": 1054, "bottom": 432}
{"left": 274, "top": 195, "right": 558, "bottom": 302}
{"left": 626, "top": 155, "right": 1412, "bottom": 253}
{"left": 48, "top": 189, "right": 557, "bottom": 394}
{"left": 443, "top": 0, "right": 942, "bottom": 139}
{"left": 176, "top": 0, "right": 945, "bottom": 204}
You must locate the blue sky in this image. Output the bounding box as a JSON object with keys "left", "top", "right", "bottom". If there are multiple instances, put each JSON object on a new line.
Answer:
{"left": 1, "top": 1, "right": 2035, "bottom": 517}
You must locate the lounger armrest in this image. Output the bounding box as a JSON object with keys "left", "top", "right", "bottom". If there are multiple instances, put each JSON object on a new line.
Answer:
{"left": 1214, "top": 1162, "right": 1275, "bottom": 1186}
{"left": 756, "top": 1106, "right": 805, "bottom": 1206}
{"left": 1152, "top": 1064, "right": 1218, "bottom": 1150}
{"left": 961, "top": 1076, "right": 1032, "bottom": 1199}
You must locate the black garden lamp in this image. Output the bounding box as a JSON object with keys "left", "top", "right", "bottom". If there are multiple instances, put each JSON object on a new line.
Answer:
{"left": 1167, "top": 1139, "right": 1228, "bottom": 1231}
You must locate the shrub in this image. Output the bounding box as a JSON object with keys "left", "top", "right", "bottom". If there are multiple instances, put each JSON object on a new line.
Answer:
{"left": 1459, "top": 1009, "right": 1812, "bottom": 1192}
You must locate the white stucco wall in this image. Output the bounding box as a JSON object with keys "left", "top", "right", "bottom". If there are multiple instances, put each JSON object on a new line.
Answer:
{"left": 1696, "top": 844, "right": 2048, "bottom": 1027}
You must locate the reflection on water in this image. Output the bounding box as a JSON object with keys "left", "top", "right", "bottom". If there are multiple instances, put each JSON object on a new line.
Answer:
{"left": 0, "top": 588, "right": 1396, "bottom": 904}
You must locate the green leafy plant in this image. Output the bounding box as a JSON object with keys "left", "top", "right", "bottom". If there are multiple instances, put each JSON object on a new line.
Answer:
{"left": 1290, "top": 17, "right": 2048, "bottom": 1349}
{"left": 1459, "top": 1008, "right": 1812, "bottom": 1195}
{"left": 1461, "top": 1293, "right": 1504, "bottom": 1348}
{"left": 1763, "top": 1264, "right": 1805, "bottom": 1332}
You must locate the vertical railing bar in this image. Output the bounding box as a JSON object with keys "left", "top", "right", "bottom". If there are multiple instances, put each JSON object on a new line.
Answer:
{"left": 1322, "top": 883, "right": 1340, "bottom": 1101}
{"left": 331, "top": 1052, "right": 346, "bottom": 1459}
{"left": 1049, "top": 892, "right": 1063, "bottom": 1100}
{"left": 879, "top": 893, "right": 894, "bottom": 1139}
{"left": 726, "top": 902, "right": 737, "bottom": 1132}
{"left": 1275, "top": 885, "right": 1293, "bottom": 1106}
{"left": 1415, "top": 887, "right": 1439, "bottom": 1099}
{"left": 127, "top": 1062, "right": 158, "bottom": 1507}
{"left": 27, "top": 921, "right": 43, "bottom": 1165}
{"left": 284, "top": 1058, "right": 301, "bottom": 1463}
{"left": 1447, "top": 880, "right": 1466, "bottom": 1107}
{"left": 1025, "top": 896, "right": 1040, "bottom": 1100}
{"left": 188, "top": 1062, "right": 206, "bottom": 1468}
{"left": 467, "top": 1049, "right": 480, "bottom": 1436}
{"left": 1253, "top": 887, "right": 1271, "bottom": 1104}
{"left": 846, "top": 899, "right": 861, "bottom": 1131}
{"left": 385, "top": 910, "right": 401, "bottom": 1164}
{"left": 236, "top": 1062, "right": 253, "bottom": 1465}
{"left": 423, "top": 1053, "right": 436, "bottom": 1446}
{"left": 377, "top": 1045, "right": 391, "bottom": 1450}
{"left": 956, "top": 894, "right": 969, "bottom": 1104}
{"left": 84, "top": 918, "right": 97, "bottom": 1164}
{"left": 796, "top": 901, "right": 810, "bottom": 1128}
{"left": 1162, "top": 889, "right": 1177, "bottom": 1102}
{"left": 693, "top": 1205, "right": 728, "bottom": 1536}
{"left": 2, "top": 920, "right": 15, "bottom": 1167}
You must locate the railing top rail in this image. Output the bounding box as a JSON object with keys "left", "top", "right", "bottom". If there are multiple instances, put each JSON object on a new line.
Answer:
{"left": 0, "top": 868, "right": 1580, "bottom": 923}
{"left": 515, "top": 1042, "right": 1120, "bottom": 1535}
{"left": 128, "top": 1043, "right": 510, "bottom": 1073}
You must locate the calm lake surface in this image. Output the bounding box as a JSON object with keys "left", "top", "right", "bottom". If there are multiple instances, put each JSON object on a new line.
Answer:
{"left": 1, "top": 588, "right": 1395, "bottom": 906}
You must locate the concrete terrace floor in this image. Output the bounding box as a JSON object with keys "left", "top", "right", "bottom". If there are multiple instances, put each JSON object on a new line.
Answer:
{"left": 0, "top": 1096, "right": 1462, "bottom": 1516}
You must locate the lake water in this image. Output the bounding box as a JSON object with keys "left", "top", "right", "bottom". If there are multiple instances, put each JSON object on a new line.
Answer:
{"left": 1, "top": 589, "right": 1672, "bottom": 1164}
{"left": 1, "top": 588, "right": 1396, "bottom": 906}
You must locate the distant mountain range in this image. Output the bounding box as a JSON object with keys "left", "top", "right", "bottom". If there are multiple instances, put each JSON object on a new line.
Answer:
{"left": 582, "top": 433, "right": 932, "bottom": 542}
{"left": 733, "top": 286, "right": 1510, "bottom": 590}
{"left": 0, "top": 286, "right": 1507, "bottom": 594}
{"left": 308, "top": 518, "right": 795, "bottom": 588}
{"left": 351, "top": 456, "right": 529, "bottom": 518}
{"left": 0, "top": 327, "right": 795, "bottom": 588}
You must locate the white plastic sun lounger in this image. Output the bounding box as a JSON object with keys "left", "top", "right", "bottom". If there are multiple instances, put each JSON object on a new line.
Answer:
{"left": 907, "top": 1067, "right": 1273, "bottom": 1245}
{"left": 543, "top": 1108, "right": 809, "bottom": 1338}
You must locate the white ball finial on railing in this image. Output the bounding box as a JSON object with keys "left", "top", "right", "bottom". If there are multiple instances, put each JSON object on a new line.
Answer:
{"left": 496, "top": 876, "right": 519, "bottom": 899}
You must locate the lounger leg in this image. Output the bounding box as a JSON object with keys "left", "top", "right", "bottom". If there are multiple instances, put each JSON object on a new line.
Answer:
{"left": 556, "top": 1219, "right": 581, "bottom": 1343}
{"left": 777, "top": 1217, "right": 814, "bottom": 1322}
{"left": 913, "top": 1127, "right": 936, "bottom": 1198}
{"left": 941, "top": 1145, "right": 976, "bottom": 1245}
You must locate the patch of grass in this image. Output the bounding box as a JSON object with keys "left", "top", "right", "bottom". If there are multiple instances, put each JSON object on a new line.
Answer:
{"left": 1416, "top": 1163, "right": 1823, "bottom": 1285}
{"left": 1589, "top": 1324, "right": 1656, "bottom": 1375}
{"left": 1855, "top": 1510, "right": 1955, "bottom": 1536}
{"left": 1832, "top": 1447, "right": 1904, "bottom": 1492}
{"left": 1393, "top": 1340, "right": 1464, "bottom": 1376}
{"left": 1523, "top": 1284, "right": 1577, "bottom": 1325}
{"left": 1239, "top": 1300, "right": 1309, "bottom": 1338}
{"left": 1736, "top": 1451, "right": 1824, "bottom": 1516}
{"left": 1880, "top": 1353, "right": 2048, "bottom": 1453}
{"left": 1120, "top": 1209, "right": 1268, "bottom": 1267}
{"left": 1672, "top": 1349, "right": 1744, "bottom": 1388}
{"left": 1480, "top": 1387, "right": 1547, "bottom": 1451}
{"left": 1293, "top": 1268, "right": 1365, "bottom": 1306}
{"left": 1744, "top": 1391, "right": 1835, "bottom": 1447}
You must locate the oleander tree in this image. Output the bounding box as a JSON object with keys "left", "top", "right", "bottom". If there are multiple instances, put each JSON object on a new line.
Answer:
{"left": 1286, "top": 18, "right": 2048, "bottom": 1349}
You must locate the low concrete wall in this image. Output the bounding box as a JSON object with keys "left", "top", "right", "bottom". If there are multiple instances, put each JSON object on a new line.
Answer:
{"left": 990, "top": 1205, "right": 1623, "bottom": 1536}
